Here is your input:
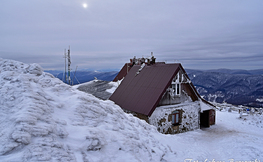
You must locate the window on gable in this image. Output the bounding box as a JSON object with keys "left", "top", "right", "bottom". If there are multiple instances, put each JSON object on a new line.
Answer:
{"left": 170, "top": 72, "right": 181, "bottom": 96}
{"left": 172, "top": 110, "right": 181, "bottom": 125}
{"left": 171, "top": 83, "right": 180, "bottom": 96}
{"left": 176, "top": 83, "right": 180, "bottom": 95}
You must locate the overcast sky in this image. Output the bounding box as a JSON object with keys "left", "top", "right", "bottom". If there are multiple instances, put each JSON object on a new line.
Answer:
{"left": 1, "top": 0, "right": 263, "bottom": 71}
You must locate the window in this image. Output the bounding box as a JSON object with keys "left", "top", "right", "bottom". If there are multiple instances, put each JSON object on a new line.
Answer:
{"left": 172, "top": 110, "right": 181, "bottom": 125}
{"left": 176, "top": 83, "right": 180, "bottom": 95}
{"left": 169, "top": 72, "right": 182, "bottom": 97}
{"left": 171, "top": 83, "right": 180, "bottom": 96}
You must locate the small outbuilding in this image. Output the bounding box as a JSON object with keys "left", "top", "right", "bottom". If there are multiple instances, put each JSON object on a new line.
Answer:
{"left": 110, "top": 56, "right": 215, "bottom": 134}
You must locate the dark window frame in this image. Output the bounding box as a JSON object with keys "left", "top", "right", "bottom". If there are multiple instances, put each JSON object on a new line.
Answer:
{"left": 172, "top": 110, "right": 181, "bottom": 125}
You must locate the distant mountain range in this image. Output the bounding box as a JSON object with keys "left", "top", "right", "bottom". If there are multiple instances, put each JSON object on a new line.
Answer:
{"left": 45, "top": 70, "right": 118, "bottom": 85}
{"left": 185, "top": 69, "right": 263, "bottom": 108}
{"left": 45, "top": 68, "right": 263, "bottom": 108}
{"left": 186, "top": 68, "right": 263, "bottom": 75}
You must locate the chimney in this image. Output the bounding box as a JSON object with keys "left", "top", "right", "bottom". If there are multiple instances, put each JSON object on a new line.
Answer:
{"left": 150, "top": 52, "right": 156, "bottom": 64}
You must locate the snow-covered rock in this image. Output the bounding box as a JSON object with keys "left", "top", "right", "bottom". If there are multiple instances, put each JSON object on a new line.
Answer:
{"left": 0, "top": 58, "right": 173, "bottom": 161}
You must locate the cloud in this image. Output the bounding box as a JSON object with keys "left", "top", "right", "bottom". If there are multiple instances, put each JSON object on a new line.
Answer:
{"left": 0, "top": 0, "right": 263, "bottom": 70}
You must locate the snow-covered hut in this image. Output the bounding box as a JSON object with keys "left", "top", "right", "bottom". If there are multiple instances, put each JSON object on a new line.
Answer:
{"left": 110, "top": 57, "right": 215, "bottom": 134}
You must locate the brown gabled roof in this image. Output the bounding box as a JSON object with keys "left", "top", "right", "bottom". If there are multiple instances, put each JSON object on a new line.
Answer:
{"left": 113, "top": 63, "right": 132, "bottom": 82}
{"left": 110, "top": 63, "right": 215, "bottom": 116}
{"left": 110, "top": 63, "right": 183, "bottom": 116}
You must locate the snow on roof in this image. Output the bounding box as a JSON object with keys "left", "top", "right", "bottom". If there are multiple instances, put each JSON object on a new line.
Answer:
{"left": 73, "top": 79, "right": 120, "bottom": 100}
{"left": 200, "top": 100, "right": 215, "bottom": 112}
{"left": 75, "top": 80, "right": 113, "bottom": 100}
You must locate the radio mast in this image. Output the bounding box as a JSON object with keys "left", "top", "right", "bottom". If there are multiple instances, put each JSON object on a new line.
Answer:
{"left": 63, "top": 49, "right": 67, "bottom": 82}
{"left": 63, "top": 46, "right": 76, "bottom": 85}
{"left": 67, "top": 46, "right": 71, "bottom": 85}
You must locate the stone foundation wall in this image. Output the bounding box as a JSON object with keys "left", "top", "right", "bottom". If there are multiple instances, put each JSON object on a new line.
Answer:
{"left": 149, "top": 101, "right": 200, "bottom": 134}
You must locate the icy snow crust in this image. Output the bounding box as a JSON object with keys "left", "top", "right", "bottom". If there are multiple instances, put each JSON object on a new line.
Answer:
{"left": 1, "top": 58, "right": 263, "bottom": 161}
{"left": 0, "top": 59, "right": 172, "bottom": 161}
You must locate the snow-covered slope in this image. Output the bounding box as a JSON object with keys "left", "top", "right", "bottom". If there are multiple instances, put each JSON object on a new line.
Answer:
{"left": 0, "top": 58, "right": 172, "bottom": 161}
{"left": 1, "top": 58, "right": 263, "bottom": 162}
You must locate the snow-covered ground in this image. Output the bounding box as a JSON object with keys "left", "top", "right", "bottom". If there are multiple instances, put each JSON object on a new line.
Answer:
{"left": 0, "top": 58, "right": 262, "bottom": 162}
{"left": 164, "top": 110, "right": 263, "bottom": 161}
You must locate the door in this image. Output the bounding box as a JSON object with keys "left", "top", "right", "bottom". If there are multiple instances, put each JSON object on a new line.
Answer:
{"left": 200, "top": 110, "right": 210, "bottom": 127}
{"left": 209, "top": 109, "right": 215, "bottom": 125}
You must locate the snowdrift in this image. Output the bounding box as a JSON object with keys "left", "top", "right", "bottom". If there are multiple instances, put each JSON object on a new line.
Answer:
{"left": 0, "top": 58, "right": 173, "bottom": 161}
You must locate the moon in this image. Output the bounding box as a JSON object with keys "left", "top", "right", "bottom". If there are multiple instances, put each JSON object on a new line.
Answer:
{"left": 82, "top": 3, "right": 88, "bottom": 8}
